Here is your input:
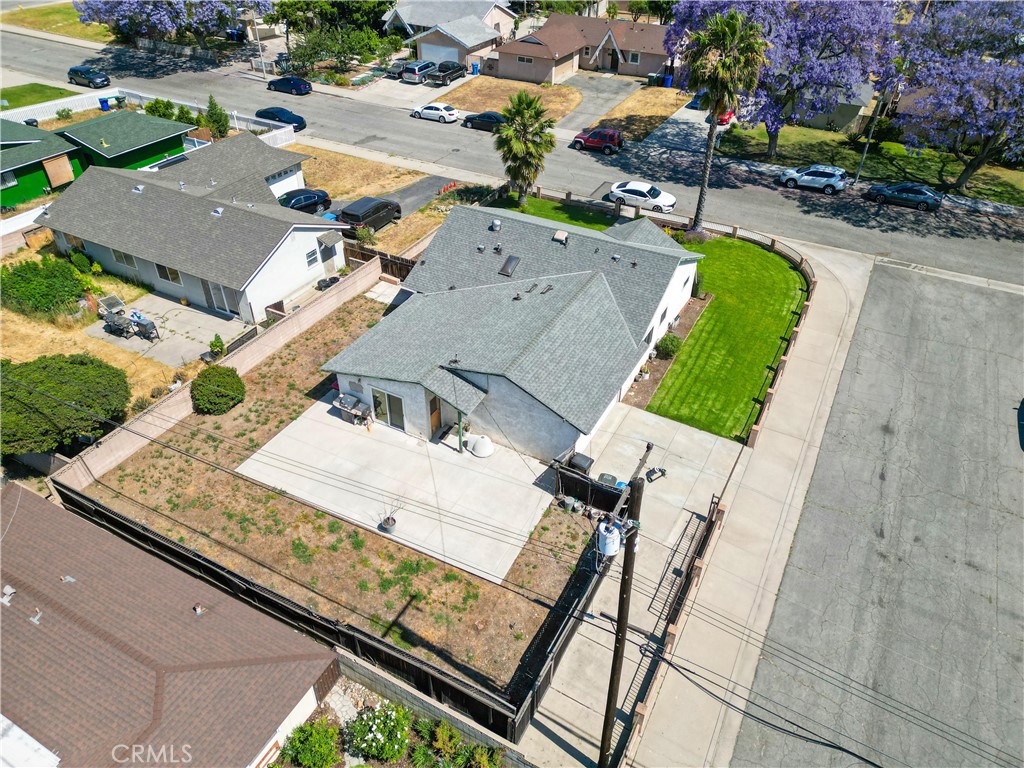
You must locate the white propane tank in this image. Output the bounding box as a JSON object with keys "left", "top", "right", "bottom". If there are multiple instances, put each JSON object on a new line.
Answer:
{"left": 598, "top": 519, "right": 622, "bottom": 556}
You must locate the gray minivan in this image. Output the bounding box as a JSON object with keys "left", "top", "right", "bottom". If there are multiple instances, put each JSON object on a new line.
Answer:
{"left": 68, "top": 65, "right": 110, "bottom": 88}
{"left": 402, "top": 60, "right": 437, "bottom": 84}
{"left": 340, "top": 197, "right": 402, "bottom": 235}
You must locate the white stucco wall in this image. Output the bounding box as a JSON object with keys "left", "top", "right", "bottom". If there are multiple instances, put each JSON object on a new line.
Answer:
{"left": 266, "top": 165, "right": 305, "bottom": 197}
{"left": 241, "top": 227, "right": 337, "bottom": 322}
{"left": 337, "top": 375, "right": 433, "bottom": 439}
{"left": 484, "top": 5, "right": 516, "bottom": 37}
{"left": 246, "top": 686, "right": 318, "bottom": 768}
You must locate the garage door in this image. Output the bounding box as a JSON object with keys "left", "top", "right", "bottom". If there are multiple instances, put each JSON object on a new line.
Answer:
{"left": 420, "top": 43, "right": 460, "bottom": 64}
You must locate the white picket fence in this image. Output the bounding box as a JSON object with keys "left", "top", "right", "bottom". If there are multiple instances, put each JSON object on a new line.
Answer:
{"left": 0, "top": 89, "right": 122, "bottom": 123}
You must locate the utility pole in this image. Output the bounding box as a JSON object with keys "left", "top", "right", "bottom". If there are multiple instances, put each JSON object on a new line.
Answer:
{"left": 854, "top": 88, "right": 886, "bottom": 185}
{"left": 598, "top": 441, "right": 653, "bottom": 768}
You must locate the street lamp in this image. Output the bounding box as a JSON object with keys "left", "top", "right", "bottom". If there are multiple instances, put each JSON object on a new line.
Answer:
{"left": 247, "top": 10, "right": 267, "bottom": 80}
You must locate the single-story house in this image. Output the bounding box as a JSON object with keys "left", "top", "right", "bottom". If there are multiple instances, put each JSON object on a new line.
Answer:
{"left": 799, "top": 81, "right": 875, "bottom": 133}
{"left": 497, "top": 13, "right": 670, "bottom": 84}
{"left": 0, "top": 483, "right": 340, "bottom": 768}
{"left": 323, "top": 206, "right": 698, "bottom": 461}
{"left": 384, "top": 0, "right": 515, "bottom": 41}
{"left": 37, "top": 133, "right": 348, "bottom": 324}
{"left": 0, "top": 119, "right": 82, "bottom": 206}
{"left": 406, "top": 16, "right": 504, "bottom": 68}
{"left": 55, "top": 109, "right": 195, "bottom": 170}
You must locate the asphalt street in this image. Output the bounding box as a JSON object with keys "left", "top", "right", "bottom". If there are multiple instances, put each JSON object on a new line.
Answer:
{"left": 2, "top": 31, "right": 1021, "bottom": 285}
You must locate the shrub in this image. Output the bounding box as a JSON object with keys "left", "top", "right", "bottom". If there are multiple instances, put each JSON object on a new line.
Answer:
{"left": 654, "top": 333, "right": 682, "bottom": 360}
{"left": 90, "top": 261, "right": 103, "bottom": 275}
{"left": 174, "top": 103, "right": 195, "bottom": 124}
{"left": 0, "top": 254, "right": 83, "bottom": 315}
{"left": 151, "top": 386, "right": 165, "bottom": 399}
{"left": 55, "top": 107, "right": 73, "bottom": 121}
{"left": 355, "top": 226, "right": 377, "bottom": 245}
{"left": 130, "top": 395, "right": 150, "bottom": 415}
{"left": 336, "top": 76, "right": 350, "bottom": 87}
{"left": 205, "top": 94, "right": 230, "bottom": 138}
{"left": 433, "top": 720, "right": 462, "bottom": 758}
{"left": 69, "top": 250, "right": 91, "bottom": 274}
{"left": 672, "top": 229, "right": 711, "bottom": 246}
{"left": 411, "top": 744, "right": 435, "bottom": 768}
{"left": 209, "top": 333, "right": 225, "bottom": 356}
{"left": 413, "top": 718, "right": 435, "bottom": 741}
{"left": 144, "top": 98, "right": 177, "bottom": 120}
{"left": 346, "top": 702, "right": 412, "bottom": 762}
{"left": 844, "top": 130, "right": 864, "bottom": 151}
{"left": 874, "top": 116, "right": 903, "bottom": 144}
{"left": 190, "top": 365, "right": 245, "bottom": 414}
{"left": 280, "top": 717, "right": 340, "bottom": 768}
{"left": 691, "top": 269, "right": 703, "bottom": 298}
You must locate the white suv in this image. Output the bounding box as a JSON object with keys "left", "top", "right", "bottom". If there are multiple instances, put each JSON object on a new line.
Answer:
{"left": 778, "top": 165, "right": 849, "bottom": 195}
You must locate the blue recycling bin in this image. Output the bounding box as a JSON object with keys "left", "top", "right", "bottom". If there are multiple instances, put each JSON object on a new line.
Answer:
{"left": 471, "top": 61, "right": 480, "bottom": 75}
{"left": 663, "top": 74, "right": 673, "bottom": 88}
{"left": 98, "top": 97, "right": 110, "bottom": 111}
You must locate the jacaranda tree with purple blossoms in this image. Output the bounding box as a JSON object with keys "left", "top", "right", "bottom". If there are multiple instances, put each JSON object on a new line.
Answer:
{"left": 74, "top": 0, "right": 272, "bottom": 49}
{"left": 666, "top": 1, "right": 897, "bottom": 158}
{"left": 897, "top": 0, "right": 1024, "bottom": 192}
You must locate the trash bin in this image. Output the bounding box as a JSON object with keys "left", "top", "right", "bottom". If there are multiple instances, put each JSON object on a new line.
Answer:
{"left": 23, "top": 118, "right": 38, "bottom": 127}
{"left": 663, "top": 74, "right": 673, "bottom": 88}
{"left": 647, "top": 72, "right": 657, "bottom": 87}
{"left": 98, "top": 97, "right": 110, "bottom": 111}
{"left": 114, "top": 95, "right": 126, "bottom": 109}
{"left": 472, "top": 61, "right": 480, "bottom": 75}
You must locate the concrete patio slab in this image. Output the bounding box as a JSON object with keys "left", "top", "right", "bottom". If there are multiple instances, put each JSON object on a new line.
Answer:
{"left": 236, "top": 393, "right": 551, "bottom": 584}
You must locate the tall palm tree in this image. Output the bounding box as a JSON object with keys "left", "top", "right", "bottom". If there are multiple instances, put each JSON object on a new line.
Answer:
{"left": 495, "top": 90, "right": 557, "bottom": 206}
{"left": 679, "top": 10, "right": 768, "bottom": 230}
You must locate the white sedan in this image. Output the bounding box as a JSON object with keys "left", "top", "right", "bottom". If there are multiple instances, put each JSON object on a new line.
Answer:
{"left": 411, "top": 103, "right": 459, "bottom": 123}
{"left": 609, "top": 181, "right": 677, "bottom": 213}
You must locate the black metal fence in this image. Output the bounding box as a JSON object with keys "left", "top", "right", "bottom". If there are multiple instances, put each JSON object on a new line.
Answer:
{"left": 226, "top": 326, "right": 258, "bottom": 354}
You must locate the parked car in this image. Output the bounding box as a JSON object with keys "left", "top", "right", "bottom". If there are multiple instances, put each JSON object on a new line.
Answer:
{"left": 339, "top": 197, "right": 402, "bottom": 235}
{"left": 268, "top": 76, "right": 312, "bottom": 94}
{"left": 778, "top": 164, "right": 849, "bottom": 195}
{"left": 385, "top": 60, "right": 408, "bottom": 79}
{"left": 464, "top": 111, "right": 507, "bottom": 132}
{"left": 867, "top": 182, "right": 944, "bottom": 211}
{"left": 716, "top": 110, "right": 735, "bottom": 126}
{"left": 402, "top": 60, "right": 438, "bottom": 84}
{"left": 255, "top": 107, "right": 307, "bottom": 131}
{"left": 609, "top": 181, "right": 676, "bottom": 213}
{"left": 67, "top": 65, "right": 110, "bottom": 88}
{"left": 411, "top": 102, "right": 459, "bottom": 123}
{"left": 278, "top": 188, "right": 331, "bottom": 214}
{"left": 425, "top": 61, "right": 468, "bottom": 86}
{"left": 685, "top": 89, "right": 707, "bottom": 109}
{"left": 572, "top": 128, "right": 623, "bottom": 155}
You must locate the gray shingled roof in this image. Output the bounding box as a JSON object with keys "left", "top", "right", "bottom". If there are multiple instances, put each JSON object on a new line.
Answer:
{"left": 323, "top": 271, "right": 639, "bottom": 433}
{"left": 403, "top": 205, "right": 696, "bottom": 344}
{"left": 37, "top": 165, "right": 345, "bottom": 289}
{"left": 411, "top": 15, "right": 501, "bottom": 48}
{"left": 0, "top": 119, "right": 78, "bottom": 172}
{"left": 162, "top": 132, "right": 307, "bottom": 198}
{"left": 387, "top": 0, "right": 510, "bottom": 29}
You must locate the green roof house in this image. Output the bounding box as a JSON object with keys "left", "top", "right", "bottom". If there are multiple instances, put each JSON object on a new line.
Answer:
{"left": 56, "top": 111, "right": 195, "bottom": 170}
{"left": 0, "top": 119, "right": 83, "bottom": 207}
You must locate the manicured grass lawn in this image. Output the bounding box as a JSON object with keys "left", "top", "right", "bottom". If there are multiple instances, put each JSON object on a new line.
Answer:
{"left": 0, "top": 83, "right": 77, "bottom": 109}
{"left": 648, "top": 237, "right": 806, "bottom": 440}
{"left": 489, "top": 193, "right": 615, "bottom": 230}
{"left": 719, "top": 123, "right": 1024, "bottom": 207}
{"left": 0, "top": 3, "right": 114, "bottom": 45}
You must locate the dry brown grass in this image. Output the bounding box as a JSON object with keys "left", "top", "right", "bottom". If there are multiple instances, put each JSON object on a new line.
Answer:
{"left": 443, "top": 78, "right": 583, "bottom": 122}
{"left": 286, "top": 144, "right": 425, "bottom": 200}
{"left": 373, "top": 208, "right": 446, "bottom": 253}
{"left": 39, "top": 107, "right": 108, "bottom": 131}
{"left": 0, "top": 191, "right": 60, "bottom": 220}
{"left": 588, "top": 85, "right": 689, "bottom": 141}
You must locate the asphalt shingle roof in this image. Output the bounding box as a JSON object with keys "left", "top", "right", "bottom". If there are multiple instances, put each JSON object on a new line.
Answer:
{"left": 56, "top": 110, "right": 193, "bottom": 159}
{"left": 0, "top": 483, "right": 336, "bottom": 768}
{"left": 500, "top": 14, "right": 670, "bottom": 59}
{"left": 162, "top": 132, "right": 308, "bottom": 197}
{"left": 387, "top": 0, "right": 510, "bottom": 29}
{"left": 0, "top": 119, "right": 77, "bottom": 172}
{"left": 419, "top": 15, "right": 502, "bottom": 48}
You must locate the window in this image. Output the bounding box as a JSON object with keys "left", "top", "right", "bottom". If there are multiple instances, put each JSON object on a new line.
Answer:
{"left": 305, "top": 249, "right": 318, "bottom": 268}
{"left": 644, "top": 328, "right": 653, "bottom": 345}
{"left": 660, "top": 308, "right": 667, "bottom": 324}
{"left": 628, "top": 52, "right": 640, "bottom": 64}
{"left": 156, "top": 263, "right": 182, "bottom": 285}
{"left": 65, "top": 233, "right": 85, "bottom": 251}
{"left": 517, "top": 56, "right": 533, "bottom": 64}
{"left": 0, "top": 171, "right": 16, "bottom": 189}
{"left": 583, "top": 46, "right": 591, "bottom": 57}
{"left": 112, "top": 249, "right": 137, "bottom": 269}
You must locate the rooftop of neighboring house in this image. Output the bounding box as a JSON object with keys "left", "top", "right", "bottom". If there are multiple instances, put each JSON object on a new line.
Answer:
{"left": 55, "top": 109, "right": 194, "bottom": 159}
{"left": 384, "top": 0, "right": 513, "bottom": 31}
{"left": 0, "top": 119, "right": 78, "bottom": 172}
{"left": 0, "top": 483, "right": 336, "bottom": 768}
{"left": 408, "top": 14, "right": 504, "bottom": 48}
{"left": 500, "top": 13, "right": 670, "bottom": 59}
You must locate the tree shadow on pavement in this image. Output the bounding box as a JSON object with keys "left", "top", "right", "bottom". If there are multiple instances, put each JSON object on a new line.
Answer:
{"left": 82, "top": 46, "right": 222, "bottom": 79}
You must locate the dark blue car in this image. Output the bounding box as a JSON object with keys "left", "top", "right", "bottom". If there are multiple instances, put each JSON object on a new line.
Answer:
{"left": 255, "top": 107, "right": 306, "bottom": 132}
{"left": 268, "top": 76, "right": 312, "bottom": 95}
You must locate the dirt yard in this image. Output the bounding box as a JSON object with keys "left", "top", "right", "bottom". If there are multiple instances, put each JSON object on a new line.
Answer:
{"left": 85, "top": 292, "right": 583, "bottom": 689}
{"left": 286, "top": 144, "right": 425, "bottom": 201}
{"left": 443, "top": 78, "right": 583, "bottom": 123}
{"left": 39, "top": 107, "right": 108, "bottom": 131}
{"left": 588, "top": 86, "right": 689, "bottom": 142}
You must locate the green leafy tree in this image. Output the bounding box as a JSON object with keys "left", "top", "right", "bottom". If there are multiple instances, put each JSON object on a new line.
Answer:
{"left": 279, "top": 718, "right": 340, "bottom": 768}
{"left": 495, "top": 90, "right": 556, "bottom": 204}
{"left": 144, "top": 97, "right": 177, "bottom": 120}
{"left": 174, "top": 103, "right": 195, "bottom": 125}
{"left": 647, "top": 0, "right": 676, "bottom": 24}
{"left": 288, "top": 25, "right": 341, "bottom": 72}
{"left": 628, "top": 0, "right": 649, "bottom": 22}
{"left": 205, "top": 94, "right": 230, "bottom": 138}
{"left": 190, "top": 365, "right": 245, "bottom": 414}
{"left": 677, "top": 10, "right": 767, "bottom": 230}
{"left": 0, "top": 254, "right": 83, "bottom": 315}
{"left": 0, "top": 354, "right": 130, "bottom": 456}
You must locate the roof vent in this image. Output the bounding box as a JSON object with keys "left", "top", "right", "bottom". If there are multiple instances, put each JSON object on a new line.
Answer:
{"left": 513, "top": 292, "right": 522, "bottom": 301}
{"left": 209, "top": 177, "right": 217, "bottom": 186}
{"left": 612, "top": 254, "right": 621, "bottom": 262}
{"left": 494, "top": 243, "right": 502, "bottom": 254}
{"left": 525, "top": 282, "right": 539, "bottom": 293}
{"left": 631, "top": 260, "right": 638, "bottom": 269}
{"left": 449, "top": 355, "right": 460, "bottom": 366}
{"left": 491, "top": 218, "right": 501, "bottom": 231}
{"left": 29, "top": 608, "right": 42, "bottom": 625}
{"left": 552, "top": 230, "right": 569, "bottom": 245}
{"left": 178, "top": 181, "right": 185, "bottom": 191}
{"left": 211, "top": 207, "right": 224, "bottom": 217}
{"left": 132, "top": 185, "right": 144, "bottom": 193}
{"left": 60, "top": 575, "right": 76, "bottom": 583}
{"left": 193, "top": 603, "right": 207, "bottom": 616}
{"left": 477, "top": 245, "right": 485, "bottom": 253}
{"left": 540, "top": 284, "right": 553, "bottom": 294}
{"left": 231, "top": 196, "right": 237, "bottom": 204}
{"left": 449, "top": 285, "right": 456, "bottom": 290}
{"left": 247, "top": 203, "right": 255, "bottom": 208}
{"left": 0, "top": 585, "right": 15, "bottom": 606}
{"left": 100, "top": 138, "right": 109, "bottom": 148}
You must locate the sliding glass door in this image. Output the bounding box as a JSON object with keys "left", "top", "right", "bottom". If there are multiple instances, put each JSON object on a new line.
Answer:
{"left": 371, "top": 388, "right": 405, "bottom": 431}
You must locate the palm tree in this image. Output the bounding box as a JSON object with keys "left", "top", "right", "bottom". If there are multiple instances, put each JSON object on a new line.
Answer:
{"left": 495, "top": 90, "right": 556, "bottom": 206}
{"left": 679, "top": 10, "right": 768, "bottom": 230}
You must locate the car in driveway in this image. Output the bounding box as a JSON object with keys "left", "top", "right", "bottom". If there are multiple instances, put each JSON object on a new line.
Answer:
{"left": 411, "top": 103, "right": 459, "bottom": 123}
{"left": 867, "top": 182, "right": 944, "bottom": 211}
{"left": 426, "top": 61, "right": 468, "bottom": 86}
{"left": 778, "top": 164, "right": 849, "bottom": 195}
{"left": 278, "top": 188, "right": 331, "bottom": 214}
{"left": 572, "top": 128, "right": 623, "bottom": 155}
{"left": 385, "top": 60, "right": 408, "bottom": 79}
{"left": 402, "top": 60, "right": 438, "bottom": 83}
{"left": 67, "top": 65, "right": 110, "bottom": 88}
{"left": 255, "top": 107, "right": 306, "bottom": 131}
{"left": 464, "top": 111, "right": 506, "bottom": 131}
{"left": 685, "top": 89, "right": 707, "bottom": 109}
{"left": 339, "top": 196, "right": 401, "bottom": 235}
{"left": 609, "top": 181, "right": 676, "bottom": 213}
{"left": 268, "top": 76, "right": 312, "bottom": 94}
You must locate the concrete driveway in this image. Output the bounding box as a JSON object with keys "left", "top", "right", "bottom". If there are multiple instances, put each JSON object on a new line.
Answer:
{"left": 556, "top": 72, "right": 643, "bottom": 134}
{"left": 356, "top": 73, "right": 473, "bottom": 112}
{"left": 83, "top": 292, "right": 244, "bottom": 368}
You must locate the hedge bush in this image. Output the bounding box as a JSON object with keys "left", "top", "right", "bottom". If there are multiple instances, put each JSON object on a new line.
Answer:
{"left": 346, "top": 702, "right": 412, "bottom": 763}
{"left": 280, "top": 718, "right": 339, "bottom": 768}
{"left": 0, "top": 254, "right": 83, "bottom": 315}
{"left": 691, "top": 269, "right": 704, "bottom": 298}
{"left": 655, "top": 333, "right": 683, "bottom": 360}
{"left": 190, "top": 365, "right": 245, "bottom": 415}
{"left": 69, "top": 250, "right": 91, "bottom": 274}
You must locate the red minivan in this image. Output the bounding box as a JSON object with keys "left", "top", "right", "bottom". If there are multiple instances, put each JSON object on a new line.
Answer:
{"left": 571, "top": 128, "right": 624, "bottom": 155}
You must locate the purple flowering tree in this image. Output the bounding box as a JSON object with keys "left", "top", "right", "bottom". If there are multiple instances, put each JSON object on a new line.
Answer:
{"left": 666, "top": 1, "right": 897, "bottom": 158}
{"left": 897, "top": 0, "right": 1024, "bottom": 191}
{"left": 75, "top": 0, "right": 271, "bottom": 49}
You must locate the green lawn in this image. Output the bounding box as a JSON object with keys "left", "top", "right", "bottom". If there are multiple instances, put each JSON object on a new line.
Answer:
{"left": 489, "top": 193, "right": 615, "bottom": 231}
{"left": 0, "top": 3, "right": 114, "bottom": 44}
{"left": 719, "top": 123, "right": 1024, "bottom": 207}
{"left": 0, "top": 83, "right": 77, "bottom": 109}
{"left": 648, "top": 238, "right": 806, "bottom": 440}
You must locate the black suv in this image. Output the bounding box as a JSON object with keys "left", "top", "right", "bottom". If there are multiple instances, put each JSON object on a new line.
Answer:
{"left": 425, "top": 61, "right": 468, "bottom": 86}
{"left": 340, "top": 197, "right": 401, "bottom": 235}
{"left": 68, "top": 65, "right": 110, "bottom": 88}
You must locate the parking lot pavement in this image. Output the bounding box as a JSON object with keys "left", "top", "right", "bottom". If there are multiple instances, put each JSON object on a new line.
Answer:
{"left": 334, "top": 72, "right": 473, "bottom": 112}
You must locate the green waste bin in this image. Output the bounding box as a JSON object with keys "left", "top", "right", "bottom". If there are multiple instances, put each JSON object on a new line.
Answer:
{"left": 647, "top": 72, "right": 658, "bottom": 87}
{"left": 114, "top": 95, "right": 126, "bottom": 109}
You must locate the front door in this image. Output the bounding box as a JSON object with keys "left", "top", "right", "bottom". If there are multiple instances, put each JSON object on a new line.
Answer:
{"left": 429, "top": 395, "right": 441, "bottom": 434}
{"left": 610, "top": 49, "right": 619, "bottom": 72}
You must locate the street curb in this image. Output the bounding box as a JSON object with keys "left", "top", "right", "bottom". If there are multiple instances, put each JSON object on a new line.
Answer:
{"left": 0, "top": 22, "right": 111, "bottom": 51}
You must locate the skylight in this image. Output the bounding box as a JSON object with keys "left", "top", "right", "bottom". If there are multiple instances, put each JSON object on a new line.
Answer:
{"left": 498, "top": 254, "right": 521, "bottom": 277}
